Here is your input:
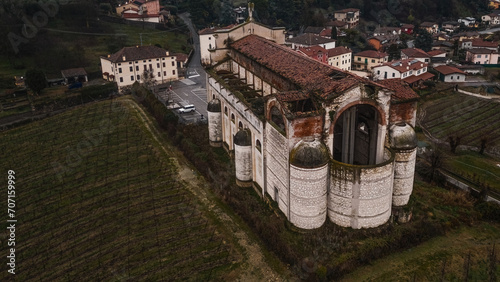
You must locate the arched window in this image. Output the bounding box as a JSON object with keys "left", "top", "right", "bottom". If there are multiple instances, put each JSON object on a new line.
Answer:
{"left": 238, "top": 121, "right": 243, "bottom": 129}
{"left": 256, "top": 139, "right": 261, "bottom": 152}
{"left": 333, "top": 105, "right": 380, "bottom": 165}
{"left": 212, "top": 94, "right": 216, "bottom": 100}
{"left": 231, "top": 113, "right": 235, "bottom": 123}
{"left": 224, "top": 106, "right": 228, "bottom": 116}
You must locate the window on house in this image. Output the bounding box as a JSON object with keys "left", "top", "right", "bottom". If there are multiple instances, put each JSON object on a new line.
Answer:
{"left": 337, "top": 62, "right": 339, "bottom": 66}
{"left": 119, "top": 68, "right": 122, "bottom": 73}
{"left": 231, "top": 113, "right": 235, "bottom": 123}
{"left": 392, "top": 73, "right": 395, "bottom": 77}
{"left": 478, "top": 55, "right": 482, "bottom": 58}
{"left": 136, "top": 66, "right": 139, "bottom": 71}
{"left": 119, "top": 77, "right": 123, "bottom": 82}
{"left": 163, "top": 62, "right": 166, "bottom": 67}
{"left": 131, "top": 76, "right": 134, "bottom": 81}
{"left": 129, "top": 66, "right": 133, "bottom": 72}
{"left": 148, "top": 59, "right": 151, "bottom": 62}
{"left": 417, "top": 70, "right": 421, "bottom": 74}
{"left": 238, "top": 121, "right": 243, "bottom": 129}
{"left": 371, "top": 59, "right": 375, "bottom": 63}
{"left": 173, "top": 70, "right": 176, "bottom": 75}
{"left": 164, "top": 71, "right": 166, "bottom": 76}
{"left": 171, "top": 61, "right": 175, "bottom": 66}
{"left": 358, "top": 57, "right": 361, "bottom": 61}
{"left": 451, "top": 76, "right": 454, "bottom": 79}
{"left": 129, "top": 62, "right": 132, "bottom": 64}
{"left": 224, "top": 107, "right": 228, "bottom": 116}
{"left": 143, "top": 60, "right": 146, "bottom": 62}
{"left": 158, "top": 72, "right": 161, "bottom": 77}
{"left": 149, "top": 64, "right": 152, "bottom": 70}
{"left": 156, "top": 59, "right": 159, "bottom": 61}
{"left": 157, "top": 63, "right": 160, "bottom": 68}
{"left": 137, "top": 75, "right": 140, "bottom": 80}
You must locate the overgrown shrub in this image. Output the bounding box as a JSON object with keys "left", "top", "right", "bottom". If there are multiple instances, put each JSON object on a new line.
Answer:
{"left": 475, "top": 202, "right": 500, "bottom": 222}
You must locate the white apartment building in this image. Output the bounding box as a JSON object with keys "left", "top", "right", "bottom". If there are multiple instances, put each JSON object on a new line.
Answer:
{"left": 327, "top": 46, "right": 352, "bottom": 71}
{"left": 100, "top": 45, "right": 178, "bottom": 88}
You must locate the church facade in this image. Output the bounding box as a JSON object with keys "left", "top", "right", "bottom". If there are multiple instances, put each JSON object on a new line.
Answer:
{"left": 205, "top": 34, "right": 419, "bottom": 230}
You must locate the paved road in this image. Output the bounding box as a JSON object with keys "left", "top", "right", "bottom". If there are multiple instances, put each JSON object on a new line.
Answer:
{"left": 153, "top": 12, "right": 208, "bottom": 124}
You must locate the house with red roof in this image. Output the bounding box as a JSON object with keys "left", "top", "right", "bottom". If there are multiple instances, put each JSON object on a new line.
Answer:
{"left": 372, "top": 59, "right": 434, "bottom": 87}
{"left": 434, "top": 65, "right": 466, "bottom": 82}
{"left": 334, "top": 8, "right": 360, "bottom": 28}
{"left": 297, "top": 46, "right": 329, "bottom": 64}
{"left": 400, "top": 48, "right": 430, "bottom": 63}
{"left": 401, "top": 24, "right": 414, "bottom": 35}
{"left": 466, "top": 48, "right": 499, "bottom": 64}
{"left": 100, "top": 45, "right": 178, "bottom": 88}
{"left": 327, "top": 46, "right": 352, "bottom": 71}
{"left": 353, "top": 50, "right": 388, "bottom": 71}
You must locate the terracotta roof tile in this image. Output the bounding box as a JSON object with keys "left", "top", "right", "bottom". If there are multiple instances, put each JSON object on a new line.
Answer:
{"left": 231, "top": 35, "right": 368, "bottom": 99}
{"left": 401, "top": 48, "right": 430, "bottom": 58}
{"left": 327, "top": 46, "right": 352, "bottom": 57}
{"left": 376, "top": 58, "right": 428, "bottom": 72}
{"left": 427, "top": 50, "right": 447, "bottom": 56}
{"left": 103, "top": 46, "right": 171, "bottom": 63}
{"left": 355, "top": 50, "right": 388, "bottom": 58}
{"left": 471, "top": 39, "right": 498, "bottom": 48}
{"left": 434, "top": 65, "right": 466, "bottom": 75}
{"left": 467, "top": 48, "right": 498, "bottom": 54}
{"left": 402, "top": 72, "right": 434, "bottom": 84}
{"left": 377, "top": 79, "right": 419, "bottom": 101}
{"left": 298, "top": 46, "right": 328, "bottom": 57}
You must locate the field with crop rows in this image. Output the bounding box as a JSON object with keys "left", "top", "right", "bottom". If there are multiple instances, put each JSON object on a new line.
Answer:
{"left": 0, "top": 98, "right": 235, "bottom": 280}
{"left": 421, "top": 93, "right": 500, "bottom": 148}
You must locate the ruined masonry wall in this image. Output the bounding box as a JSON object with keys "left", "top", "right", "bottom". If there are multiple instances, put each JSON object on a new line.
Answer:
{"left": 328, "top": 157, "right": 394, "bottom": 229}
{"left": 393, "top": 149, "right": 416, "bottom": 206}
{"left": 265, "top": 122, "right": 289, "bottom": 216}
{"left": 290, "top": 164, "right": 328, "bottom": 229}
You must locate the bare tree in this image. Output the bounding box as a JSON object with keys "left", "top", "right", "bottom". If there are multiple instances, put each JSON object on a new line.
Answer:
{"left": 448, "top": 135, "right": 461, "bottom": 154}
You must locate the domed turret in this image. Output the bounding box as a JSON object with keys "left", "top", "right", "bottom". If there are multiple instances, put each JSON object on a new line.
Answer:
{"left": 390, "top": 122, "right": 417, "bottom": 150}
{"left": 290, "top": 139, "right": 329, "bottom": 168}
{"left": 234, "top": 129, "right": 252, "bottom": 186}
{"left": 390, "top": 122, "right": 418, "bottom": 207}
{"left": 207, "top": 99, "right": 222, "bottom": 147}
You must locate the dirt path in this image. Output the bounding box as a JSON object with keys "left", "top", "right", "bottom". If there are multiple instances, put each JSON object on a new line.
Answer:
{"left": 122, "top": 98, "right": 292, "bottom": 281}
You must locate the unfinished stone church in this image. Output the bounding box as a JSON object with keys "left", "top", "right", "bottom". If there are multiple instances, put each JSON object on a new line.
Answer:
{"left": 205, "top": 33, "right": 419, "bottom": 230}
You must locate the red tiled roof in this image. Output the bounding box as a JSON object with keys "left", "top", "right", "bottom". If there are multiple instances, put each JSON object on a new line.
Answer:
{"left": 298, "top": 46, "right": 328, "bottom": 57}
{"left": 471, "top": 39, "right": 498, "bottom": 48}
{"left": 377, "top": 59, "right": 427, "bottom": 72}
{"left": 174, "top": 53, "right": 188, "bottom": 62}
{"left": 355, "top": 50, "right": 388, "bottom": 58}
{"left": 434, "top": 65, "right": 466, "bottom": 75}
{"left": 467, "top": 48, "right": 498, "bottom": 54}
{"left": 327, "top": 46, "right": 352, "bottom": 57}
{"left": 402, "top": 72, "right": 434, "bottom": 84}
{"left": 103, "top": 45, "right": 171, "bottom": 63}
{"left": 231, "top": 35, "right": 369, "bottom": 99}
{"left": 427, "top": 50, "right": 446, "bottom": 57}
{"left": 319, "top": 28, "right": 332, "bottom": 37}
{"left": 377, "top": 79, "right": 419, "bottom": 101}
{"left": 401, "top": 48, "right": 430, "bottom": 58}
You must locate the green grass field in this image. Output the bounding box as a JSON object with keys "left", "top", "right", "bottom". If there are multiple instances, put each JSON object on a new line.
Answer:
{"left": 0, "top": 98, "right": 237, "bottom": 280}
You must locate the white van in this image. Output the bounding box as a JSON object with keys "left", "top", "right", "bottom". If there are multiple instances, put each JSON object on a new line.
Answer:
{"left": 178, "top": 104, "right": 195, "bottom": 113}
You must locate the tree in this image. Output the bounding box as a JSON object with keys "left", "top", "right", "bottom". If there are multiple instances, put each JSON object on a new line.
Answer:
{"left": 25, "top": 68, "right": 47, "bottom": 96}
{"left": 331, "top": 27, "right": 337, "bottom": 40}
{"left": 414, "top": 28, "right": 433, "bottom": 52}
{"left": 387, "top": 44, "right": 400, "bottom": 61}
{"left": 448, "top": 135, "right": 461, "bottom": 154}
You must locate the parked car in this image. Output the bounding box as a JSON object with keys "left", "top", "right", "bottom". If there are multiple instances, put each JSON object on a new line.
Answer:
{"left": 178, "top": 104, "right": 195, "bottom": 113}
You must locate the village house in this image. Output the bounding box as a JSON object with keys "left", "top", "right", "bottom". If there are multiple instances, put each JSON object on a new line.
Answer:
{"left": 490, "top": 0, "right": 500, "bottom": 9}
{"left": 458, "top": 17, "right": 477, "bottom": 28}
{"left": 205, "top": 34, "right": 419, "bottom": 230}
{"left": 373, "top": 26, "right": 401, "bottom": 36}
{"left": 481, "top": 11, "right": 500, "bottom": 26}
{"left": 327, "top": 46, "right": 352, "bottom": 71}
{"left": 353, "top": 50, "right": 388, "bottom": 71}
{"left": 119, "top": 0, "right": 164, "bottom": 23}
{"left": 287, "top": 33, "right": 336, "bottom": 50}
{"left": 325, "top": 20, "right": 349, "bottom": 33}
{"left": 400, "top": 24, "right": 414, "bottom": 35}
{"left": 441, "top": 21, "right": 460, "bottom": 33}
{"left": 304, "top": 26, "right": 326, "bottom": 35}
{"left": 420, "top": 22, "right": 439, "bottom": 34}
{"left": 233, "top": 6, "right": 247, "bottom": 24}
{"left": 100, "top": 45, "right": 178, "bottom": 88}
{"left": 466, "top": 48, "right": 499, "bottom": 64}
{"left": 61, "top": 68, "right": 88, "bottom": 85}
{"left": 400, "top": 48, "right": 430, "bottom": 63}
{"left": 372, "top": 59, "right": 434, "bottom": 87}
{"left": 432, "top": 41, "right": 454, "bottom": 57}
{"left": 333, "top": 8, "right": 360, "bottom": 29}
{"left": 368, "top": 34, "right": 399, "bottom": 51}
{"left": 470, "top": 39, "right": 498, "bottom": 51}
{"left": 297, "top": 46, "right": 329, "bottom": 64}
{"left": 434, "top": 65, "right": 466, "bottom": 82}
{"left": 116, "top": 0, "right": 141, "bottom": 15}
{"left": 427, "top": 50, "right": 449, "bottom": 67}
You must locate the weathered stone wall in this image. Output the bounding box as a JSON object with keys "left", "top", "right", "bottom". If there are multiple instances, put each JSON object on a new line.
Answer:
{"left": 289, "top": 116, "right": 324, "bottom": 150}
{"left": 290, "top": 164, "right": 328, "bottom": 229}
{"left": 328, "top": 149, "right": 395, "bottom": 229}
{"left": 265, "top": 122, "right": 290, "bottom": 216}
{"left": 207, "top": 111, "right": 222, "bottom": 144}
{"left": 235, "top": 144, "right": 253, "bottom": 182}
{"left": 389, "top": 101, "right": 417, "bottom": 127}
{"left": 392, "top": 148, "right": 416, "bottom": 206}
